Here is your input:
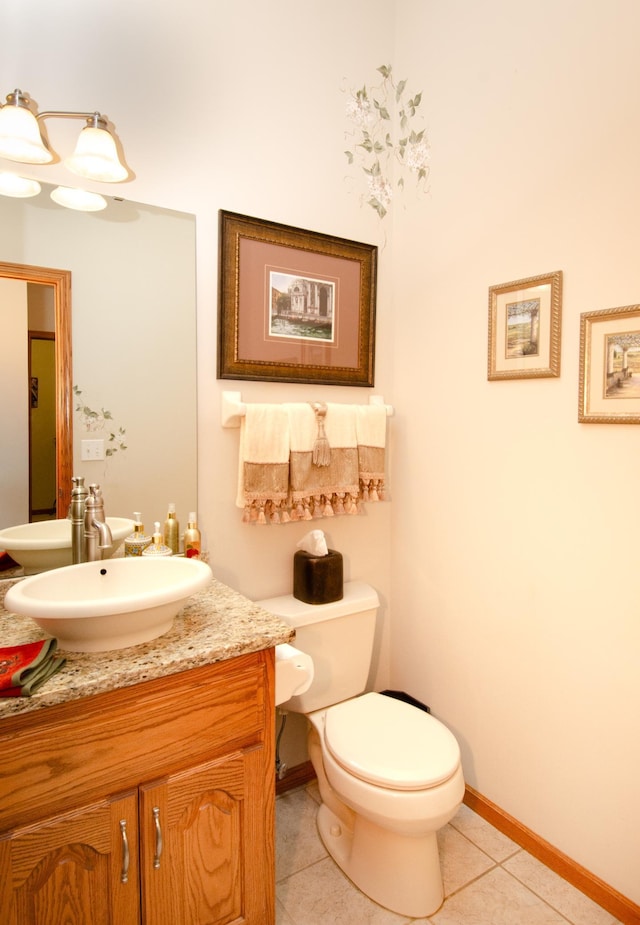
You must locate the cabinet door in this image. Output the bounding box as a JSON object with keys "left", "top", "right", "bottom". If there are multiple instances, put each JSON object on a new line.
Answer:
{"left": 140, "top": 747, "right": 273, "bottom": 925}
{"left": 0, "top": 791, "right": 140, "bottom": 925}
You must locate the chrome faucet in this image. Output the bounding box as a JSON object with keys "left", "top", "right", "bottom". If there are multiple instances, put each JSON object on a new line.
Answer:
{"left": 84, "top": 484, "right": 113, "bottom": 562}
{"left": 69, "top": 478, "right": 113, "bottom": 563}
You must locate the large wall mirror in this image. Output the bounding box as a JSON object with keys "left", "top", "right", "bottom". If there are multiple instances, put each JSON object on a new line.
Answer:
{"left": 0, "top": 184, "right": 197, "bottom": 537}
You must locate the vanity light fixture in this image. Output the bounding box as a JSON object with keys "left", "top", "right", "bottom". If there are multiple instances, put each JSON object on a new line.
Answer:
{"left": 0, "top": 88, "right": 129, "bottom": 183}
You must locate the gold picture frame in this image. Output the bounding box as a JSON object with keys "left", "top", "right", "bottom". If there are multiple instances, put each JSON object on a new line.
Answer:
{"left": 579, "top": 303, "right": 640, "bottom": 423}
{"left": 488, "top": 271, "right": 562, "bottom": 380}
{"left": 217, "top": 210, "right": 377, "bottom": 386}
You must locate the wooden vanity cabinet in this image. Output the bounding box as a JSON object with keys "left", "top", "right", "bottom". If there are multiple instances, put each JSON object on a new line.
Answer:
{"left": 0, "top": 649, "right": 276, "bottom": 925}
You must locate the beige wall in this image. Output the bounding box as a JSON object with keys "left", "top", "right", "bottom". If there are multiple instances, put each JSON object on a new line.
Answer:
{"left": 391, "top": 0, "right": 640, "bottom": 904}
{"left": 2, "top": 0, "right": 639, "bottom": 905}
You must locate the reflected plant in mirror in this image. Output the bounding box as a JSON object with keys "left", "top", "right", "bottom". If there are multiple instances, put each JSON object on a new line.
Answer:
{"left": 74, "top": 385, "right": 127, "bottom": 457}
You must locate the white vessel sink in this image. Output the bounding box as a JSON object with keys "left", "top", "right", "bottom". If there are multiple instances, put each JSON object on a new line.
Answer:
{"left": 0, "top": 517, "right": 134, "bottom": 574}
{"left": 4, "top": 556, "right": 212, "bottom": 652}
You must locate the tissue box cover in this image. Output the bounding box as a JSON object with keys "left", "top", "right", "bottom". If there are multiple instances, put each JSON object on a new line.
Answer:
{"left": 293, "top": 549, "right": 343, "bottom": 605}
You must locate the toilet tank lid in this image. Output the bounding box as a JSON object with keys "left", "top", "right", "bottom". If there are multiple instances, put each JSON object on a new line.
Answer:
{"left": 255, "top": 580, "right": 379, "bottom": 627}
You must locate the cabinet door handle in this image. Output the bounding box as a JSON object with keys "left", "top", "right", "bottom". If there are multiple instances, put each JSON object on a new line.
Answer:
{"left": 119, "top": 819, "right": 130, "bottom": 883}
{"left": 152, "top": 806, "right": 163, "bottom": 869}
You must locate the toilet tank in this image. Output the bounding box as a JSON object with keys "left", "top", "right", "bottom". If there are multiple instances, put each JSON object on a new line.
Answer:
{"left": 256, "top": 580, "right": 379, "bottom": 714}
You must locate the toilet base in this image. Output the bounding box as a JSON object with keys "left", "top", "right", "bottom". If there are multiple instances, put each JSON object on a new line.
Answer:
{"left": 316, "top": 801, "right": 445, "bottom": 918}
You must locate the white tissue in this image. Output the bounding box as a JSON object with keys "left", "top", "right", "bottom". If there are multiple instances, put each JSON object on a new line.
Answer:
{"left": 296, "top": 529, "right": 328, "bottom": 557}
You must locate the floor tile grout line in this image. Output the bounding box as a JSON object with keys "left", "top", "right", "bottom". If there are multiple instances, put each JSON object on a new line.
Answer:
{"left": 448, "top": 816, "right": 522, "bottom": 865}
{"left": 498, "top": 861, "right": 587, "bottom": 925}
{"left": 443, "top": 860, "right": 500, "bottom": 903}
{"left": 276, "top": 853, "right": 330, "bottom": 885}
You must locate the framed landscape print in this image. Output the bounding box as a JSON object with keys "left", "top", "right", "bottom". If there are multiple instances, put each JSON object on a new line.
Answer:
{"left": 488, "top": 271, "right": 563, "bottom": 380}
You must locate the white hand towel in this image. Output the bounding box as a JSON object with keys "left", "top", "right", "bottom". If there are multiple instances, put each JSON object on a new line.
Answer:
{"left": 236, "top": 404, "right": 290, "bottom": 523}
{"left": 356, "top": 404, "right": 387, "bottom": 501}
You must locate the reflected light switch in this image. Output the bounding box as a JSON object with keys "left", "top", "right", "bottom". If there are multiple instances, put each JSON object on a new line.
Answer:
{"left": 81, "top": 439, "right": 105, "bottom": 461}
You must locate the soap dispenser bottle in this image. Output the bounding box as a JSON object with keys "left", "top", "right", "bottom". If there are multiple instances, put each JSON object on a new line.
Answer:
{"left": 124, "top": 513, "right": 152, "bottom": 557}
{"left": 142, "top": 522, "right": 173, "bottom": 557}
{"left": 163, "top": 503, "right": 179, "bottom": 555}
{"left": 184, "top": 512, "right": 201, "bottom": 559}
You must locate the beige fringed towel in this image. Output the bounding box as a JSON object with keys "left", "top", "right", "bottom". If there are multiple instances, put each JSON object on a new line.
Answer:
{"left": 356, "top": 403, "right": 387, "bottom": 501}
{"left": 288, "top": 403, "right": 361, "bottom": 520}
{"left": 236, "top": 401, "right": 388, "bottom": 523}
{"left": 237, "top": 404, "right": 290, "bottom": 523}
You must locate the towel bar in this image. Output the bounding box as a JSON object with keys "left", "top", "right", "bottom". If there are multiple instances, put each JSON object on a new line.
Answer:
{"left": 221, "top": 390, "right": 394, "bottom": 428}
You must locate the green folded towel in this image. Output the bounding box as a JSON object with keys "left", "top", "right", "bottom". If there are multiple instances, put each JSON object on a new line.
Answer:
{"left": 0, "top": 638, "right": 66, "bottom": 698}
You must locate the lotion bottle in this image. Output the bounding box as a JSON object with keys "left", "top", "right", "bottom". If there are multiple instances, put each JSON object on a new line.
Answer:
{"left": 184, "top": 512, "right": 201, "bottom": 559}
{"left": 124, "top": 513, "right": 152, "bottom": 557}
{"left": 142, "top": 522, "right": 173, "bottom": 557}
{"left": 163, "top": 503, "right": 179, "bottom": 555}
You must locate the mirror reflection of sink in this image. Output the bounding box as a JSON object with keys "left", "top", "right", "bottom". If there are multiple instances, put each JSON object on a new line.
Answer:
{"left": 0, "top": 518, "right": 135, "bottom": 574}
{"left": 4, "top": 556, "right": 212, "bottom": 652}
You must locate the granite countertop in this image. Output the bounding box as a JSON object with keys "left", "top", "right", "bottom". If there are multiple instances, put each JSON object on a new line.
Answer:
{"left": 0, "top": 576, "right": 294, "bottom": 719}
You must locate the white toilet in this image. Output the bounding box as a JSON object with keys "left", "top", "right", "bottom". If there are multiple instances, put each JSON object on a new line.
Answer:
{"left": 258, "top": 581, "right": 465, "bottom": 918}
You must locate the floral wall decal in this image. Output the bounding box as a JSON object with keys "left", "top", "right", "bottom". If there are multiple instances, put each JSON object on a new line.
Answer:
{"left": 344, "top": 64, "right": 430, "bottom": 219}
{"left": 73, "top": 385, "right": 127, "bottom": 457}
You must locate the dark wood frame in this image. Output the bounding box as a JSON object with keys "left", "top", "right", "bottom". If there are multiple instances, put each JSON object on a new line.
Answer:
{"left": 218, "top": 211, "right": 377, "bottom": 386}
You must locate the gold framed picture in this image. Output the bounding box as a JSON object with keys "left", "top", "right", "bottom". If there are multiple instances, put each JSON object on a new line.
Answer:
{"left": 218, "top": 211, "right": 377, "bottom": 386}
{"left": 579, "top": 303, "right": 640, "bottom": 423}
{"left": 488, "top": 271, "right": 562, "bottom": 380}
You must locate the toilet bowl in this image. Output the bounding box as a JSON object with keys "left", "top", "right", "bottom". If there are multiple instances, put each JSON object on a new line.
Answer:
{"left": 307, "top": 693, "right": 464, "bottom": 916}
{"left": 258, "top": 582, "right": 464, "bottom": 917}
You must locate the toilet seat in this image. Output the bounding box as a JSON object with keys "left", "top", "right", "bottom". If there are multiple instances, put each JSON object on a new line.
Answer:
{"left": 323, "top": 692, "right": 460, "bottom": 791}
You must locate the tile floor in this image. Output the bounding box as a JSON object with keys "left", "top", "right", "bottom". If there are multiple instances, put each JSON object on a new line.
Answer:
{"left": 276, "top": 783, "right": 621, "bottom": 925}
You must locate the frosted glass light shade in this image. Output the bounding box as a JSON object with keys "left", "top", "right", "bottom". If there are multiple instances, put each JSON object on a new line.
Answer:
{"left": 65, "top": 125, "right": 128, "bottom": 182}
{"left": 0, "top": 172, "right": 41, "bottom": 198}
{"left": 50, "top": 186, "right": 107, "bottom": 212}
{"left": 0, "top": 103, "right": 53, "bottom": 164}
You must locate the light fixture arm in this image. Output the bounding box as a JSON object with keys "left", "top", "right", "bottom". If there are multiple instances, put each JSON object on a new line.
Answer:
{"left": 37, "top": 111, "right": 110, "bottom": 131}
{"left": 4, "top": 89, "right": 110, "bottom": 132}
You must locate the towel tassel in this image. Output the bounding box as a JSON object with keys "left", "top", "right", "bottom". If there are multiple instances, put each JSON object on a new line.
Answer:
{"left": 345, "top": 492, "right": 358, "bottom": 514}
{"left": 310, "top": 402, "right": 331, "bottom": 467}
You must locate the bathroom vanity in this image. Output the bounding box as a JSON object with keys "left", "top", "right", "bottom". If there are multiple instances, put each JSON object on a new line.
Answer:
{"left": 0, "top": 577, "right": 294, "bottom": 925}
